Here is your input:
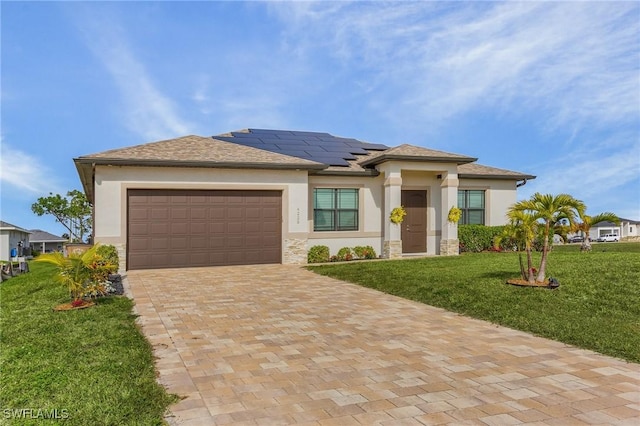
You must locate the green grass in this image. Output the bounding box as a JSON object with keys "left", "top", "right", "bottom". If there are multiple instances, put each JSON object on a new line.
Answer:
{"left": 308, "top": 242, "right": 640, "bottom": 363}
{"left": 0, "top": 263, "right": 177, "bottom": 425}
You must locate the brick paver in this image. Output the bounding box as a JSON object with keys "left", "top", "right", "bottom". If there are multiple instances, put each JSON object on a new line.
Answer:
{"left": 126, "top": 264, "right": 640, "bottom": 425}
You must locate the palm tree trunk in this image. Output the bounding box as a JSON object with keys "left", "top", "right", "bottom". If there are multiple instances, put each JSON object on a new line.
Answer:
{"left": 580, "top": 236, "right": 592, "bottom": 252}
{"left": 526, "top": 248, "right": 535, "bottom": 283}
{"left": 537, "top": 222, "right": 551, "bottom": 282}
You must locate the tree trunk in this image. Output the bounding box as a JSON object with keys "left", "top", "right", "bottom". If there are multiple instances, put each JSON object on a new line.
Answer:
{"left": 536, "top": 222, "right": 551, "bottom": 282}
{"left": 580, "top": 238, "right": 592, "bottom": 252}
{"left": 526, "top": 248, "right": 535, "bottom": 283}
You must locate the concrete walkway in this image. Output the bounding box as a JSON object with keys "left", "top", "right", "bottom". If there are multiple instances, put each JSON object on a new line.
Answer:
{"left": 126, "top": 265, "right": 640, "bottom": 425}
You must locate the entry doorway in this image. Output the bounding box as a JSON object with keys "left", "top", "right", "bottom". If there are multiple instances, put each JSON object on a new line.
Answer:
{"left": 401, "top": 190, "right": 427, "bottom": 253}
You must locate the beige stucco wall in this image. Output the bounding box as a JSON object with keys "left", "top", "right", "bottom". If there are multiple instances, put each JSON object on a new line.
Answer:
{"left": 91, "top": 163, "right": 523, "bottom": 268}
{"left": 459, "top": 178, "right": 518, "bottom": 226}
{"left": 307, "top": 174, "right": 384, "bottom": 256}
{"left": 93, "top": 165, "right": 309, "bottom": 268}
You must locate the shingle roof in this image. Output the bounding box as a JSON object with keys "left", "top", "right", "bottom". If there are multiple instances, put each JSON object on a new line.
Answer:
{"left": 28, "top": 229, "right": 67, "bottom": 243}
{"left": 74, "top": 130, "right": 536, "bottom": 197}
{"left": 77, "top": 135, "right": 325, "bottom": 169}
{"left": 359, "top": 144, "right": 477, "bottom": 167}
{"left": 458, "top": 163, "right": 536, "bottom": 180}
{"left": 0, "top": 221, "right": 30, "bottom": 233}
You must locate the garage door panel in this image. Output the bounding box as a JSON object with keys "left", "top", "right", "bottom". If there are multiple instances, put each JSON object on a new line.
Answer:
{"left": 150, "top": 238, "right": 169, "bottom": 250}
{"left": 128, "top": 189, "right": 282, "bottom": 270}
{"left": 190, "top": 208, "right": 207, "bottom": 219}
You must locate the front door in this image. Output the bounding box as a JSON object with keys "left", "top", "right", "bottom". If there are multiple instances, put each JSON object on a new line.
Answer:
{"left": 401, "top": 190, "right": 427, "bottom": 253}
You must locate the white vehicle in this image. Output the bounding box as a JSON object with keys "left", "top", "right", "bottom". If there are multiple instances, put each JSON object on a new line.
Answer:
{"left": 597, "top": 234, "right": 619, "bottom": 242}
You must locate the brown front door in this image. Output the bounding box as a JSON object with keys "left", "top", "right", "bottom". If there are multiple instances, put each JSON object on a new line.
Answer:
{"left": 401, "top": 190, "right": 427, "bottom": 253}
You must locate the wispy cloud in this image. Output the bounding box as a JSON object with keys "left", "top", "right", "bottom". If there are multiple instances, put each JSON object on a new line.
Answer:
{"left": 71, "top": 7, "right": 193, "bottom": 141}
{"left": 271, "top": 2, "right": 639, "bottom": 133}
{"left": 0, "top": 141, "right": 62, "bottom": 195}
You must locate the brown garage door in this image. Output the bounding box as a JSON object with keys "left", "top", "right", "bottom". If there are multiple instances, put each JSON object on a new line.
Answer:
{"left": 127, "top": 189, "right": 282, "bottom": 270}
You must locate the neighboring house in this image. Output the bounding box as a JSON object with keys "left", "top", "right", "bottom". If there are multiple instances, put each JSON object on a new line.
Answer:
{"left": 0, "top": 221, "right": 30, "bottom": 261}
{"left": 74, "top": 129, "right": 535, "bottom": 270}
{"left": 29, "top": 229, "right": 67, "bottom": 253}
{"left": 590, "top": 218, "right": 640, "bottom": 240}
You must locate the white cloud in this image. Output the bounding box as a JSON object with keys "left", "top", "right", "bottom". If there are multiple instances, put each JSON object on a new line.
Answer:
{"left": 0, "top": 142, "right": 61, "bottom": 195}
{"left": 270, "top": 2, "right": 639, "bottom": 133}
{"left": 72, "top": 9, "right": 193, "bottom": 141}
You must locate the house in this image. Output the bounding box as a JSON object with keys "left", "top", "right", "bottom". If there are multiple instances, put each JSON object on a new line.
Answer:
{"left": 74, "top": 129, "right": 535, "bottom": 270}
{"left": 590, "top": 218, "right": 640, "bottom": 241}
{"left": 0, "top": 221, "right": 30, "bottom": 261}
{"left": 29, "top": 229, "right": 67, "bottom": 254}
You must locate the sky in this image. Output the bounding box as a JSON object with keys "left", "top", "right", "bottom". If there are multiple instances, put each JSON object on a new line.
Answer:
{"left": 1, "top": 1, "right": 639, "bottom": 237}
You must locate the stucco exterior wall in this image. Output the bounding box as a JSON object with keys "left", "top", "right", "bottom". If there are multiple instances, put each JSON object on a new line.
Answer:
{"left": 459, "top": 178, "right": 518, "bottom": 226}
{"left": 93, "top": 165, "right": 309, "bottom": 267}
{"left": 307, "top": 174, "right": 384, "bottom": 256}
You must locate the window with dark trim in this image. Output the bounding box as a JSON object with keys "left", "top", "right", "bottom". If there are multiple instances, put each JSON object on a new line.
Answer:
{"left": 313, "top": 188, "right": 359, "bottom": 231}
{"left": 458, "top": 190, "right": 485, "bottom": 225}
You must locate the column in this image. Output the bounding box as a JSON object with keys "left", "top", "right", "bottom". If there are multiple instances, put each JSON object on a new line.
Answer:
{"left": 440, "top": 171, "right": 460, "bottom": 256}
{"left": 383, "top": 170, "right": 403, "bottom": 259}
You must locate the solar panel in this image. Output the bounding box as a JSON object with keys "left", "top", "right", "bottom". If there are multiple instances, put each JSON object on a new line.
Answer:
{"left": 212, "top": 129, "right": 389, "bottom": 167}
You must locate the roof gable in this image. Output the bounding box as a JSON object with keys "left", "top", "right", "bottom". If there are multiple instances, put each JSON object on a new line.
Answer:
{"left": 359, "top": 144, "right": 477, "bottom": 167}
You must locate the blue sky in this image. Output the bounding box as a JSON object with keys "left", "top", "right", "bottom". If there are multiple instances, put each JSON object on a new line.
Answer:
{"left": 2, "top": 1, "right": 639, "bottom": 236}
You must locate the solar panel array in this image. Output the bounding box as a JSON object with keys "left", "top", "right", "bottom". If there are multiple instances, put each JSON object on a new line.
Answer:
{"left": 212, "top": 129, "right": 389, "bottom": 166}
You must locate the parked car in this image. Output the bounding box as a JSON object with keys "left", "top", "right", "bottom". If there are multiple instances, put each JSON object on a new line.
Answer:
{"left": 597, "top": 234, "right": 619, "bottom": 242}
{"left": 569, "top": 236, "right": 584, "bottom": 243}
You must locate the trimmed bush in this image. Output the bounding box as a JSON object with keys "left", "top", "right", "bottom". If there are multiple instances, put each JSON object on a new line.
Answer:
{"left": 353, "top": 245, "right": 377, "bottom": 259}
{"left": 335, "top": 247, "right": 353, "bottom": 261}
{"left": 459, "top": 225, "right": 506, "bottom": 252}
{"left": 307, "top": 245, "right": 330, "bottom": 263}
{"left": 96, "top": 244, "right": 119, "bottom": 266}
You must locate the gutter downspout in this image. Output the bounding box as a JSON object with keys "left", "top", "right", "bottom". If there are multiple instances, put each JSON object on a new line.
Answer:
{"left": 516, "top": 179, "right": 528, "bottom": 188}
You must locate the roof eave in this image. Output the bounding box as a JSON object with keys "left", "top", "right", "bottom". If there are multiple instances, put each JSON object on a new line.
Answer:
{"left": 74, "top": 157, "right": 327, "bottom": 171}
{"left": 459, "top": 173, "right": 537, "bottom": 180}
{"left": 360, "top": 155, "right": 477, "bottom": 167}
{"left": 311, "top": 168, "right": 381, "bottom": 177}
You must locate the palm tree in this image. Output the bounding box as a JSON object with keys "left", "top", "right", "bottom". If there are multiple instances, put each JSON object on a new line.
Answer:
{"left": 573, "top": 212, "right": 620, "bottom": 252}
{"left": 500, "top": 209, "right": 540, "bottom": 283}
{"left": 511, "top": 193, "right": 585, "bottom": 282}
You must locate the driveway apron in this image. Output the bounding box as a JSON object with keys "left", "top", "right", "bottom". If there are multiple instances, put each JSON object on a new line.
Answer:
{"left": 126, "top": 265, "right": 640, "bottom": 425}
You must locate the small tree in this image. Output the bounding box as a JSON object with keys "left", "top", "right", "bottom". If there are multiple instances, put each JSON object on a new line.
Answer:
{"left": 572, "top": 212, "right": 620, "bottom": 252}
{"left": 35, "top": 244, "right": 117, "bottom": 302}
{"left": 32, "top": 190, "right": 92, "bottom": 243}
{"left": 510, "top": 193, "right": 585, "bottom": 283}
{"left": 497, "top": 210, "right": 540, "bottom": 283}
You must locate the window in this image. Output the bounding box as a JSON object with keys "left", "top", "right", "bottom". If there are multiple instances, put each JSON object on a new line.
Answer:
{"left": 314, "top": 188, "right": 359, "bottom": 231}
{"left": 458, "top": 190, "right": 485, "bottom": 225}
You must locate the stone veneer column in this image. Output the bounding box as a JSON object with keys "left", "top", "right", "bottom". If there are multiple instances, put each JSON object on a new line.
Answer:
{"left": 283, "top": 238, "right": 308, "bottom": 264}
{"left": 440, "top": 171, "right": 460, "bottom": 256}
{"left": 383, "top": 171, "right": 403, "bottom": 259}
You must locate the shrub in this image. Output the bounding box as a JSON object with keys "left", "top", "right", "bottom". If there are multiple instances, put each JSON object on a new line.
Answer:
{"left": 308, "top": 245, "right": 330, "bottom": 263}
{"left": 459, "top": 225, "right": 506, "bottom": 252}
{"left": 96, "top": 244, "right": 119, "bottom": 267}
{"left": 353, "top": 245, "right": 377, "bottom": 259}
{"left": 335, "top": 247, "right": 353, "bottom": 261}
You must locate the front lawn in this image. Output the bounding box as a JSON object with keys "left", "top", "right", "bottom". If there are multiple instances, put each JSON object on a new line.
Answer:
{"left": 308, "top": 242, "right": 640, "bottom": 363}
{"left": 0, "top": 262, "right": 177, "bottom": 425}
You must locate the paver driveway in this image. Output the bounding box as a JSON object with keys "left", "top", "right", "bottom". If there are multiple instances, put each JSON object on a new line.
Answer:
{"left": 127, "top": 265, "right": 640, "bottom": 425}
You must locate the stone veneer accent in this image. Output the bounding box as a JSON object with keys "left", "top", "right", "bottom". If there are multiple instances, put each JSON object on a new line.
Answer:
{"left": 439, "top": 239, "right": 460, "bottom": 256}
{"left": 383, "top": 240, "right": 403, "bottom": 259}
{"left": 284, "top": 238, "right": 308, "bottom": 264}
